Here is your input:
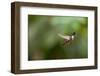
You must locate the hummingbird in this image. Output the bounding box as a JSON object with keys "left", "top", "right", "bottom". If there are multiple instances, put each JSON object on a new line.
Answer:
{"left": 58, "top": 32, "right": 76, "bottom": 45}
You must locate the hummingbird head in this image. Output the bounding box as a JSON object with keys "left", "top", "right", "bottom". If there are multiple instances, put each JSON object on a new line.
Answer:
{"left": 72, "top": 32, "right": 76, "bottom": 35}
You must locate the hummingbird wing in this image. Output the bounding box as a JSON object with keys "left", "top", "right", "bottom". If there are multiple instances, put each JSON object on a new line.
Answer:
{"left": 58, "top": 34, "right": 70, "bottom": 40}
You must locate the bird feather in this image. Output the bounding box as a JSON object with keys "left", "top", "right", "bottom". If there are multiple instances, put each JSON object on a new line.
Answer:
{"left": 58, "top": 34, "right": 70, "bottom": 40}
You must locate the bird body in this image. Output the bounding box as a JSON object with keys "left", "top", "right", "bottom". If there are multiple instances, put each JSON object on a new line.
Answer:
{"left": 71, "top": 35, "right": 74, "bottom": 40}
{"left": 58, "top": 32, "right": 76, "bottom": 45}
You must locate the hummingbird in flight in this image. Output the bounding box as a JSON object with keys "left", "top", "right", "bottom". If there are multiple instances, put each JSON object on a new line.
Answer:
{"left": 58, "top": 32, "right": 76, "bottom": 45}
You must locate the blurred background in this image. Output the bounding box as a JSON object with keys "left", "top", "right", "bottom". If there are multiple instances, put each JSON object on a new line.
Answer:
{"left": 28, "top": 15, "right": 88, "bottom": 60}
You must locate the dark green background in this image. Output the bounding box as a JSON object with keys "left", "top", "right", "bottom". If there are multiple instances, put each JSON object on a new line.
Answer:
{"left": 28, "top": 15, "right": 88, "bottom": 60}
